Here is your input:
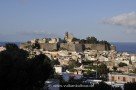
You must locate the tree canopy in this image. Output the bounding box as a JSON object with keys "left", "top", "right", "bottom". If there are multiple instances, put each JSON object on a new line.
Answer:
{"left": 118, "top": 62, "right": 128, "bottom": 67}
{"left": 86, "top": 36, "right": 98, "bottom": 44}
{"left": 0, "top": 43, "right": 54, "bottom": 90}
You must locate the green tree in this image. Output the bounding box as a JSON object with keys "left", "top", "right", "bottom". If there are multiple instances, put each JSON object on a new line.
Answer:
{"left": 72, "top": 37, "right": 80, "bottom": 42}
{"left": 68, "top": 60, "right": 79, "bottom": 71}
{"left": 118, "top": 62, "right": 128, "bottom": 67}
{"left": 86, "top": 36, "right": 98, "bottom": 44}
{"left": 0, "top": 43, "right": 53, "bottom": 90}
{"left": 97, "top": 64, "right": 109, "bottom": 79}
{"left": 124, "top": 82, "right": 136, "bottom": 90}
{"left": 79, "top": 39, "right": 86, "bottom": 44}
{"left": 130, "top": 68, "right": 136, "bottom": 74}
{"left": 32, "top": 42, "right": 40, "bottom": 49}
{"left": 51, "top": 59, "right": 60, "bottom": 65}
{"left": 112, "top": 66, "right": 117, "bottom": 72}
{"left": 5, "top": 43, "right": 19, "bottom": 50}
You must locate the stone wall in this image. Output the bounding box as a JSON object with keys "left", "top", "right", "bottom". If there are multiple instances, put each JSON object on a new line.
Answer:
{"left": 75, "top": 44, "right": 83, "bottom": 52}
{"left": 84, "top": 44, "right": 107, "bottom": 51}
{"left": 40, "top": 43, "right": 58, "bottom": 51}
{"left": 60, "top": 43, "right": 83, "bottom": 52}
{"left": 20, "top": 42, "right": 116, "bottom": 52}
{"left": 110, "top": 45, "right": 116, "bottom": 51}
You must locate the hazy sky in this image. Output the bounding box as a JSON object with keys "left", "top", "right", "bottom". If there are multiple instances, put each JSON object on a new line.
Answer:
{"left": 0, "top": 0, "right": 136, "bottom": 42}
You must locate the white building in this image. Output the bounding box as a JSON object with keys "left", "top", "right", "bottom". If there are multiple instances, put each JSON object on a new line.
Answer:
{"left": 54, "top": 65, "right": 63, "bottom": 75}
{"left": 58, "top": 50, "right": 69, "bottom": 56}
{"left": 131, "top": 55, "right": 136, "bottom": 63}
{"left": 0, "top": 46, "right": 6, "bottom": 52}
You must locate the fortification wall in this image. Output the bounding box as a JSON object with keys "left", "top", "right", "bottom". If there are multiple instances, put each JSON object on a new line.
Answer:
{"left": 110, "top": 45, "right": 116, "bottom": 51}
{"left": 75, "top": 44, "right": 83, "bottom": 52}
{"left": 40, "top": 43, "right": 58, "bottom": 51}
{"left": 20, "top": 42, "right": 115, "bottom": 52}
{"left": 60, "top": 43, "right": 83, "bottom": 52}
{"left": 84, "top": 44, "right": 107, "bottom": 51}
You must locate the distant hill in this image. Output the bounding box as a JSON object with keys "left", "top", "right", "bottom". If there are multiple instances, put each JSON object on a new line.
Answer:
{"left": 0, "top": 42, "right": 22, "bottom": 46}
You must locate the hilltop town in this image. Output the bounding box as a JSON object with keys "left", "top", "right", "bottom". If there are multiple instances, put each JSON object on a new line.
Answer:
{"left": 19, "top": 32, "right": 136, "bottom": 81}
{"left": 0, "top": 32, "right": 136, "bottom": 89}
{"left": 20, "top": 32, "right": 116, "bottom": 51}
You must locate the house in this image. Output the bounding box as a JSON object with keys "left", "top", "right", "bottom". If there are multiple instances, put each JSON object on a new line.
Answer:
{"left": 0, "top": 46, "right": 6, "bottom": 52}
{"left": 108, "top": 73, "right": 136, "bottom": 83}
{"left": 131, "top": 54, "right": 136, "bottom": 63}
{"left": 54, "top": 65, "right": 63, "bottom": 75}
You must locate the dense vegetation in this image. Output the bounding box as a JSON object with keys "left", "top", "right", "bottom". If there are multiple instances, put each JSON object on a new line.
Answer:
{"left": 124, "top": 82, "right": 136, "bottom": 90}
{"left": 0, "top": 43, "right": 54, "bottom": 90}
{"left": 71, "top": 36, "right": 111, "bottom": 50}
{"left": 79, "top": 36, "right": 111, "bottom": 45}
{"left": 118, "top": 62, "right": 128, "bottom": 67}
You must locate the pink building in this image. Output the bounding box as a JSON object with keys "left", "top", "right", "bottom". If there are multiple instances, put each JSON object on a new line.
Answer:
{"left": 109, "top": 73, "right": 136, "bottom": 83}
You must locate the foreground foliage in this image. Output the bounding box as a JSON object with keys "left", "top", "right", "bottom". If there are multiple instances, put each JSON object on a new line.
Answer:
{"left": 0, "top": 44, "right": 54, "bottom": 90}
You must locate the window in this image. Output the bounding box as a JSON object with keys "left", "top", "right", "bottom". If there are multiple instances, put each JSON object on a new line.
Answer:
{"left": 123, "top": 77, "right": 126, "bottom": 82}
{"left": 132, "top": 78, "right": 135, "bottom": 82}
{"left": 112, "top": 76, "right": 114, "bottom": 81}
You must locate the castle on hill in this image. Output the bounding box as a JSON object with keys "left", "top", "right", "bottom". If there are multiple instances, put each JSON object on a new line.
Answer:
{"left": 20, "top": 32, "right": 116, "bottom": 52}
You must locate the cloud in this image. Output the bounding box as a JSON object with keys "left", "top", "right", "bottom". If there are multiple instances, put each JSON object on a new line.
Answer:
{"left": 102, "top": 12, "right": 136, "bottom": 29}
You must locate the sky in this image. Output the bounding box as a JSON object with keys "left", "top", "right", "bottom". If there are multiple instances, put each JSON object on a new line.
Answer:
{"left": 0, "top": 0, "right": 136, "bottom": 42}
